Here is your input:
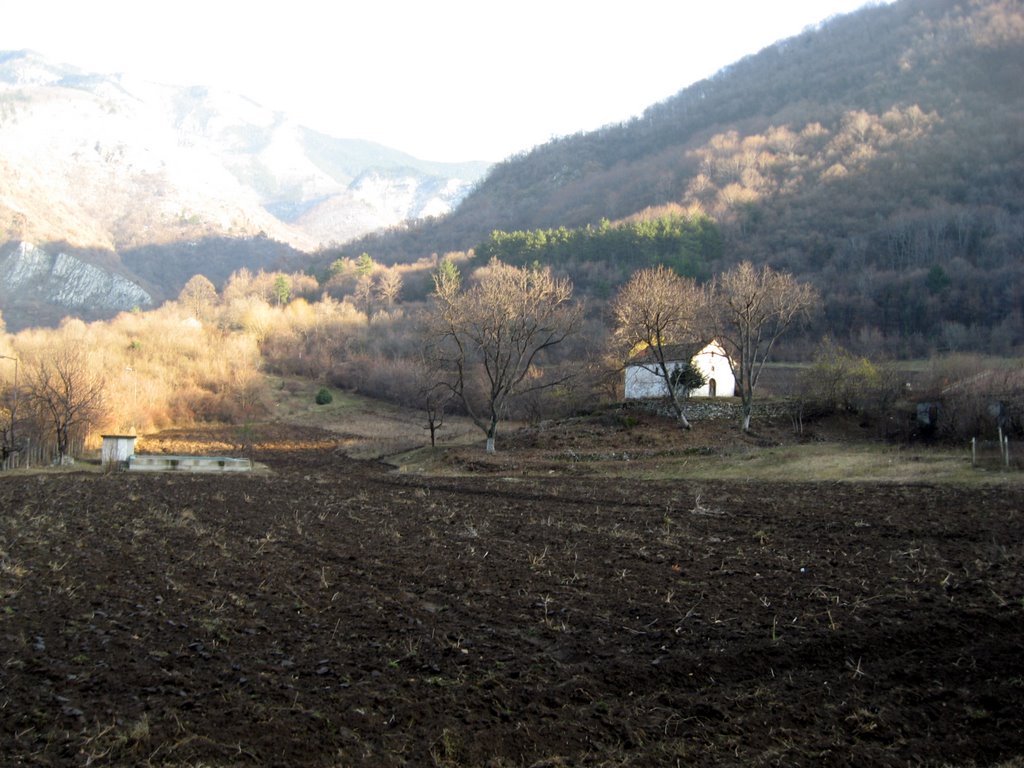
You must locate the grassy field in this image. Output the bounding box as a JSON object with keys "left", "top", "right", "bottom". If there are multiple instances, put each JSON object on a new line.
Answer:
{"left": 631, "top": 441, "right": 1002, "bottom": 485}
{"left": 264, "top": 376, "right": 480, "bottom": 460}
{"left": 261, "top": 376, "right": 1024, "bottom": 486}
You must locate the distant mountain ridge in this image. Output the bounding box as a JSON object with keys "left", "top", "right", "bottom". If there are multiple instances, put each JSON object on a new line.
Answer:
{"left": 0, "top": 49, "right": 490, "bottom": 328}
{"left": 0, "top": 49, "right": 489, "bottom": 252}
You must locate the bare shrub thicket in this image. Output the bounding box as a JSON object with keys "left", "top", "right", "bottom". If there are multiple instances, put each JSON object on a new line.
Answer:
{"left": 921, "top": 357, "right": 1024, "bottom": 441}
{"left": 260, "top": 297, "right": 369, "bottom": 379}
{"left": 792, "top": 338, "right": 908, "bottom": 438}
{"left": 0, "top": 302, "right": 277, "bottom": 461}
{"left": 0, "top": 253, "right": 602, "bottom": 461}
{"left": 9, "top": 242, "right": 1019, "bottom": 465}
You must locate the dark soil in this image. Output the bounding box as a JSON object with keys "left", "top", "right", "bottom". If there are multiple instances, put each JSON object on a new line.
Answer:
{"left": 1, "top": 423, "right": 1022, "bottom": 766}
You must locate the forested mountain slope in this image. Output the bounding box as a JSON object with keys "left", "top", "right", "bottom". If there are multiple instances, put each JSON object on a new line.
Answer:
{"left": 348, "top": 0, "right": 1024, "bottom": 355}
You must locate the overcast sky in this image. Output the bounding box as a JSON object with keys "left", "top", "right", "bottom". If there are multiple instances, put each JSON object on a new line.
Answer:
{"left": 2, "top": 1, "right": 892, "bottom": 162}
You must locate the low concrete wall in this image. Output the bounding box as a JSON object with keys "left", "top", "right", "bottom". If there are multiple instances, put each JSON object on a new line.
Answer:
{"left": 128, "top": 454, "right": 252, "bottom": 473}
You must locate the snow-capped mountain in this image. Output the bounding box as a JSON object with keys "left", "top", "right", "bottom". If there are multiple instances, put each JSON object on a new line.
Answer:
{"left": 0, "top": 49, "right": 490, "bottom": 328}
{"left": 0, "top": 49, "right": 489, "bottom": 252}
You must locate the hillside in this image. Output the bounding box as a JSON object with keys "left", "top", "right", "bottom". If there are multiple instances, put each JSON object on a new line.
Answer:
{"left": 0, "top": 50, "right": 489, "bottom": 251}
{"left": 0, "top": 50, "right": 489, "bottom": 328}
{"left": 345, "top": 0, "right": 1024, "bottom": 356}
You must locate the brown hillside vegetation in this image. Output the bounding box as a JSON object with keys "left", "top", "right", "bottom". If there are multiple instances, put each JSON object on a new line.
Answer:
{"left": 343, "top": 0, "right": 1024, "bottom": 356}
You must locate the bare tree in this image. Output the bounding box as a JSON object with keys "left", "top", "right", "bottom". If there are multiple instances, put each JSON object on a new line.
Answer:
{"left": 353, "top": 274, "right": 375, "bottom": 316}
{"left": 178, "top": 274, "right": 219, "bottom": 320}
{"left": 26, "top": 345, "right": 105, "bottom": 463}
{"left": 714, "top": 261, "right": 819, "bottom": 431}
{"left": 419, "top": 375, "right": 454, "bottom": 448}
{"left": 429, "top": 258, "right": 581, "bottom": 453}
{"left": 375, "top": 268, "right": 404, "bottom": 308}
{"left": 0, "top": 353, "right": 18, "bottom": 464}
{"left": 611, "top": 265, "right": 710, "bottom": 428}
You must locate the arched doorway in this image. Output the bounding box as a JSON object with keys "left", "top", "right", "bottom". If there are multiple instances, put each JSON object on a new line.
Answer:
{"left": 708, "top": 378, "right": 717, "bottom": 397}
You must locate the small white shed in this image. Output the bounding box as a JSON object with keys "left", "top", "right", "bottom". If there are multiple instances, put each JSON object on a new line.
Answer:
{"left": 625, "top": 341, "right": 736, "bottom": 400}
{"left": 101, "top": 434, "right": 137, "bottom": 469}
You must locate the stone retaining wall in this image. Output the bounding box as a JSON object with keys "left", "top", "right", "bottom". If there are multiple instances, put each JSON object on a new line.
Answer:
{"left": 624, "top": 398, "right": 793, "bottom": 422}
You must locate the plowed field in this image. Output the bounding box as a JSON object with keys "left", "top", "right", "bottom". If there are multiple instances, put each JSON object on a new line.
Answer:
{"left": 1, "top": 424, "right": 1022, "bottom": 766}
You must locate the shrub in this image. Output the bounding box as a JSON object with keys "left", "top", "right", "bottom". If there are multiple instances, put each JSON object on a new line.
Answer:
{"left": 619, "top": 414, "right": 640, "bottom": 430}
{"left": 315, "top": 387, "right": 333, "bottom": 405}
{"left": 801, "top": 337, "right": 880, "bottom": 413}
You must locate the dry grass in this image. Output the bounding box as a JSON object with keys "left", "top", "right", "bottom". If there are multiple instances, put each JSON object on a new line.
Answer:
{"left": 379, "top": 404, "right": 1024, "bottom": 486}
{"left": 639, "top": 442, "right": 1003, "bottom": 485}
{"left": 73, "top": 375, "right": 1017, "bottom": 487}
{"left": 266, "top": 377, "right": 479, "bottom": 460}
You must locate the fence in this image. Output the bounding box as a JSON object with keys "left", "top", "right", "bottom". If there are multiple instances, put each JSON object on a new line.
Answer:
{"left": 1, "top": 435, "right": 87, "bottom": 471}
{"left": 1, "top": 438, "right": 45, "bottom": 470}
{"left": 971, "top": 430, "right": 1012, "bottom": 470}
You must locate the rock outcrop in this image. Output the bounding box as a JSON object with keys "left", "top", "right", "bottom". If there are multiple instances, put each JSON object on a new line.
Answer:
{"left": 0, "top": 241, "right": 151, "bottom": 312}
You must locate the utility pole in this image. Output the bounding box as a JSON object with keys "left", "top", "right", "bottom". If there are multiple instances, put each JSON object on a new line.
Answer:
{"left": 125, "top": 366, "right": 138, "bottom": 432}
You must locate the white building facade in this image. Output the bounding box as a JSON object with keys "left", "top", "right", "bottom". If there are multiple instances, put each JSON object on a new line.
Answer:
{"left": 624, "top": 341, "right": 736, "bottom": 400}
{"left": 100, "top": 434, "right": 137, "bottom": 469}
